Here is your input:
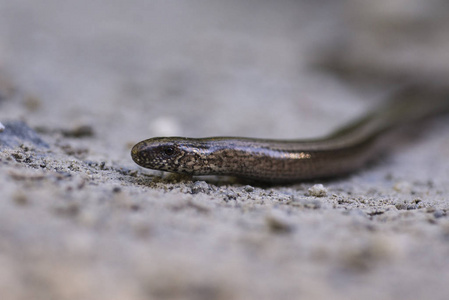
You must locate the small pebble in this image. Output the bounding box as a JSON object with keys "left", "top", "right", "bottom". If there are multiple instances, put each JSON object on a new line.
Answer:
{"left": 308, "top": 184, "right": 328, "bottom": 197}
{"left": 221, "top": 189, "right": 237, "bottom": 201}
{"left": 393, "top": 181, "right": 412, "bottom": 193}
{"left": 395, "top": 203, "right": 407, "bottom": 210}
{"left": 434, "top": 210, "right": 446, "bottom": 219}
{"left": 191, "top": 181, "right": 210, "bottom": 194}
{"left": 266, "top": 210, "right": 294, "bottom": 233}
{"left": 243, "top": 185, "right": 254, "bottom": 193}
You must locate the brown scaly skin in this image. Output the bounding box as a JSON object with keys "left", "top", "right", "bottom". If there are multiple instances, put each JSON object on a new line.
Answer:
{"left": 131, "top": 85, "right": 449, "bottom": 183}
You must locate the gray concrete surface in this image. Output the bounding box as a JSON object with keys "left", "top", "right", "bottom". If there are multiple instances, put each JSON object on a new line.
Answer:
{"left": 1, "top": 1, "right": 449, "bottom": 299}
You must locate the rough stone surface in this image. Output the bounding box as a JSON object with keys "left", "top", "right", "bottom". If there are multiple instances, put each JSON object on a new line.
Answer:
{"left": 0, "top": 121, "right": 49, "bottom": 149}
{"left": 0, "top": 1, "right": 448, "bottom": 300}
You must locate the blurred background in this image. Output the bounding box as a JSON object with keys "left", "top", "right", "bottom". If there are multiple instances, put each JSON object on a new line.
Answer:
{"left": 1, "top": 0, "right": 447, "bottom": 163}
{"left": 1, "top": 1, "right": 449, "bottom": 300}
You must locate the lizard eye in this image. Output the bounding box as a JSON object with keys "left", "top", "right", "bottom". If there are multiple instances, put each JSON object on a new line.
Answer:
{"left": 163, "top": 147, "right": 175, "bottom": 156}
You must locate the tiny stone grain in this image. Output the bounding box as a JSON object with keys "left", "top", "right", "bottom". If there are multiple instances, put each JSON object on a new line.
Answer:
{"left": 308, "top": 184, "right": 328, "bottom": 197}
{"left": 191, "top": 181, "right": 210, "bottom": 194}
{"left": 266, "top": 209, "right": 294, "bottom": 233}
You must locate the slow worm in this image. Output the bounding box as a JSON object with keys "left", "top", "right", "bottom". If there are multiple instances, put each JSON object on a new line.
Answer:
{"left": 131, "top": 85, "right": 449, "bottom": 182}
